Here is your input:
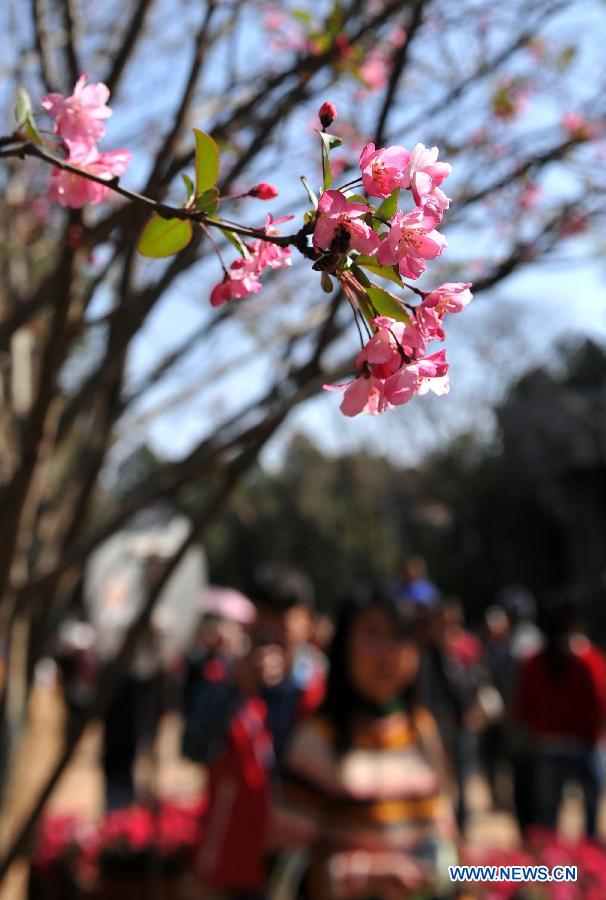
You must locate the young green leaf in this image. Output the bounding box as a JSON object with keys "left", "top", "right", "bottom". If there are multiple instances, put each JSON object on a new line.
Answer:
{"left": 210, "top": 222, "right": 250, "bottom": 258}
{"left": 181, "top": 173, "right": 195, "bottom": 204}
{"left": 365, "top": 285, "right": 411, "bottom": 324}
{"left": 15, "top": 87, "right": 32, "bottom": 126}
{"left": 23, "top": 116, "right": 42, "bottom": 145}
{"left": 291, "top": 8, "right": 314, "bottom": 24}
{"left": 356, "top": 256, "right": 404, "bottom": 288}
{"left": 138, "top": 215, "right": 193, "bottom": 258}
{"left": 194, "top": 187, "right": 220, "bottom": 214}
{"left": 301, "top": 175, "right": 319, "bottom": 210}
{"left": 193, "top": 128, "right": 220, "bottom": 196}
{"left": 376, "top": 188, "right": 399, "bottom": 222}
{"left": 347, "top": 194, "right": 369, "bottom": 205}
{"left": 318, "top": 131, "right": 342, "bottom": 191}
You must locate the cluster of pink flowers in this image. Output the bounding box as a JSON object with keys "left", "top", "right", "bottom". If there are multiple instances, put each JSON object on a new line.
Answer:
{"left": 330, "top": 282, "right": 471, "bottom": 416}
{"left": 41, "top": 74, "right": 130, "bottom": 208}
{"left": 314, "top": 140, "right": 451, "bottom": 280}
{"left": 210, "top": 214, "right": 292, "bottom": 307}
{"left": 312, "top": 132, "right": 472, "bottom": 416}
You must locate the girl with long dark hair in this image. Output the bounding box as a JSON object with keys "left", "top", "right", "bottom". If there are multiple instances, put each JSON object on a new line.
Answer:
{"left": 270, "top": 587, "right": 456, "bottom": 899}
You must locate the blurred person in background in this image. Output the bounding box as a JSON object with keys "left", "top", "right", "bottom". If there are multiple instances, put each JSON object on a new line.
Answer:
{"left": 53, "top": 618, "right": 97, "bottom": 714}
{"left": 270, "top": 586, "right": 457, "bottom": 899}
{"left": 513, "top": 595, "right": 606, "bottom": 836}
{"left": 487, "top": 585, "right": 542, "bottom": 830}
{"left": 396, "top": 555, "right": 439, "bottom": 609}
{"left": 182, "top": 585, "right": 256, "bottom": 763}
{"left": 187, "top": 564, "right": 324, "bottom": 899}
{"left": 411, "top": 591, "right": 478, "bottom": 833}
{"left": 101, "top": 613, "right": 167, "bottom": 810}
{"left": 476, "top": 605, "right": 511, "bottom": 809}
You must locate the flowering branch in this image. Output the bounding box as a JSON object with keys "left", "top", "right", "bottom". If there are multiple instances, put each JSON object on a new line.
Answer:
{"left": 0, "top": 138, "right": 313, "bottom": 255}
{"left": 3, "top": 75, "right": 474, "bottom": 418}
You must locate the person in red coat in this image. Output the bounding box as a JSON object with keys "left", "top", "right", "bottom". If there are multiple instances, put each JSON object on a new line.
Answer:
{"left": 513, "top": 596, "right": 606, "bottom": 836}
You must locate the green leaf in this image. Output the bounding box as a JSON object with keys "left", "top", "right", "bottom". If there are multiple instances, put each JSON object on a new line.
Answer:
{"left": 376, "top": 188, "right": 399, "bottom": 222}
{"left": 15, "top": 87, "right": 32, "bottom": 126}
{"left": 318, "top": 131, "right": 342, "bottom": 191}
{"left": 193, "top": 128, "right": 220, "bottom": 196}
{"left": 346, "top": 194, "right": 368, "bottom": 205}
{"left": 291, "top": 8, "right": 314, "bottom": 24}
{"left": 138, "top": 214, "right": 193, "bottom": 258}
{"left": 350, "top": 265, "right": 371, "bottom": 287}
{"left": 365, "top": 285, "right": 411, "bottom": 324}
{"left": 211, "top": 223, "right": 249, "bottom": 258}
{"left": 301, "top": 176, "right": 318, "bottom": 210}
{"left": 194, "top": 187, "right": 220, "bottom": 214}
{"left": 326, "top": 3, "right": 344, "bottom": 37}
{"left": 24, "top": 115, "right": 42, "bottom": 145}
{"left": 356, "top": 256, "right": 404, "bottom": 288}
{"left": 181, "top": 173, "right": 195, "bottom": 203}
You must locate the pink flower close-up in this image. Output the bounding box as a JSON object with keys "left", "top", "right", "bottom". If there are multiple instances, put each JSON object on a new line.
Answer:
{"left": 416, "top": 283, "right": 472, "bottom": 342}
{"left": 313, "top": 189, "right": 380, "bottom": 256}
{"left": 41, "top": 74, "right": 112, "bottom": 149}
{"left": 402, "top": 143, "right": 451, "bottom": 213}
{"left": 359, "top": 142, "right": 410, "bottom": 198}
{"left": 377, "top": 208, "right": 447, "bottom": 279}
{"left": 210, "top": 257, "right": 263, "bottom": 307}
{"left": 325, "top": 316, "right": 447, "bottom": 416}
{"left": 48, "top": 145, "right": 130, "bottom": 208}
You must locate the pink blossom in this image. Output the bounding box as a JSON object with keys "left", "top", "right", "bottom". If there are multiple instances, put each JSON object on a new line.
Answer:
{"left": 359, "top": 54, "right": 389, "bottom": 91}
{"left": 414, "top": 350, "right": 450, "bottom": 395}
{"left": 324, "top": 316, "right": 439, "bottom": 416}
{"left": 415, "top": 283, "right": 472, "bottom": 344}
{"left": 402, "top": 143, "right": 451, "bottom": 213}
{"left": 48, "top": 144, "right": 130, "bottom": 208}
{"left": 424, "top": 282, "right": 472, "bottom": 314}
{"left": 562, "top": 112, "right": 597, "bottom": 140}
{"left": 517, "top": 182, "right": 542, "bottom": 210}
{"left": 249, "top": 182, "right": 279, "bottom": 200}
{"left": 359, "top": 143, "right": 410, "bottom": 199}
{"left": 41, "top": 74, "right": 112, "bottom": 149}
{"left": 210, "top": 215, "right": 291, "bottom": 306}
{"left": 377, "top": 208, "right": 447, "bottom": 279}
{"left": 358, "top": 315, "right": 426, "bottom": 370}
{"left": 313, "top": 190, "right": 380, "bottom": 256}
{"left": 251, "top": 213, "right": 292, "bottom": 269}
{"left": 331, "top": 375, "right": 391, "bottom": 416}
{"left": 210, "top": 258, "right": 262, "bottom": 307}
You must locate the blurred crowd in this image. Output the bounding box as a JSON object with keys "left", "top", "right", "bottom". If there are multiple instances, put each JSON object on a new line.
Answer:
{"left": 48, "top": 559, "right": 606, "bottom": 899}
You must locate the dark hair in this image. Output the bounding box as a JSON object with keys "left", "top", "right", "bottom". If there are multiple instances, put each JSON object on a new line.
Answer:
{"left": 248, "top": 562, "right": 315, "bottom": 611}
{"left": 321, "top": 585, "right": 421, "bottom": 754}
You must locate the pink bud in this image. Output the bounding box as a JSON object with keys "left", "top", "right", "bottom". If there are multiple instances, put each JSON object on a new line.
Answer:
{"left": 248, "top": 182, "right": 279, "bottom": 200}
{"left": 319, "top": 101, "right": 337, "bottom": 130}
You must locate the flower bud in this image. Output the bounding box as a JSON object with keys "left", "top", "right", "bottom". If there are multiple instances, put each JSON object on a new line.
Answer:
{"left": 319, "top": 101, "right": 337, "bottom": 130}
{"left": 249, "top": 182, "right": 279, "bottom": 200}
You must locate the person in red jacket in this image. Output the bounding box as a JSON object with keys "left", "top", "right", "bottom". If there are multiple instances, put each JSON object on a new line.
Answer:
{"left": 513, "top": 596, "right": 606, "bottom": 836}
{"left": 187, "top": 564, "right": 325, "bottom": 899}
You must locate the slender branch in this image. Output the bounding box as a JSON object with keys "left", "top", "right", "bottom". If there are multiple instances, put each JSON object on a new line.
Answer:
{"left": 0, "top": 140, "right": 314, "bottom": 256}
{"left": 30, "top": 0, "right": 58, "bottom": 94}
{"left": 104, "top": 0, "right": 153, "bottom": 96}
{"left": 374, "top": 0, "right": 427, "bottom": 147}
{"left": 58, "top": 0, "right": 80, "bottom": 89}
